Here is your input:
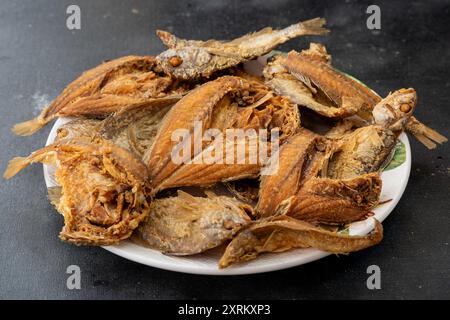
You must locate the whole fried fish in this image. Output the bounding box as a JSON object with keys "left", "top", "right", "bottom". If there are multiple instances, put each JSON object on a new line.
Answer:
{"left": 145, "top": 76, "right": 300, "bottom": 191}
{"left": 156, "top": 18, "right": 329, "bottom": 80}
{"left": 136, "top": 191, "right": 251, "bottom": 255}
{"left": 327, "top": 89, "right": 416, "bottom": 179}
{"left": 219, "top": 215, "right": 383, "bottom": 268}
{"left": 12, "top": 56, "right": 183, "bottom": 136}
{"left": 4, "top": 137, "right": 151, "bottom": 245}
{"left": 144, "top": 76, "right": 246, "bottom": 189}
{"left": 265, "top": 46, "right": 447, "bottom": 148}
{"left": 265, "top": 46, "right": 377, "bottom": 119}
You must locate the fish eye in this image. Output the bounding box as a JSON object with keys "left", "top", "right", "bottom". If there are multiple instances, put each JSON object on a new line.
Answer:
{"left": 169, "top": 56, "right": 183, "bottom": 67}
{"left": 400, "top": 103, "right": 412, "bottom": 113}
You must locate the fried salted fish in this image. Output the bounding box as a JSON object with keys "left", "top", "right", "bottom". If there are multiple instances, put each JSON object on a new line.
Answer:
{"left": 219, "top": 215, "right": 383, "bottom": 268}
{"left": 136, "top": 191, "right": 252, "bottom": 255}
{"left": 4, "top": 137, "right": 151, "bottom": 245}
{"left": 12, "top": 56, "right": 183, "bottom": 136}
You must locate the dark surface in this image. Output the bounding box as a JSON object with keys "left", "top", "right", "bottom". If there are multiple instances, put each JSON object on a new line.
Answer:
{"left": 1, "top": 0, "right": 449, "bottom": 300}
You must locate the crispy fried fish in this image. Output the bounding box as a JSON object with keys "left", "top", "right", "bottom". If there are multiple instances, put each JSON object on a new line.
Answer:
{"left": 266, "top": 46, "right": 447, "bottom": 148}
{"left": 256, "top": 129, "right": 329, "bottom": 218}
{"left": 218, "top": 215, "right": 383, "bottom": 268}
{"left": 101, "top": 101, "right": 173, "bottom": 157}
{"left": 12, "top": 56, "right": 183, "bottom": 136}
{"left": 156, "top": 18, "right": 329, "bottom": 80}
{"left": 144, "top": 76, "right": 246, "bottom": 188}
{"left": 136, "top": 191, "right": 251, "bottom": 255}
{"left": 145, "top": 76, "right": 300, "bottom": 191}
{"left": 327, "top": 89, "right": 416, "bottom": 179}
{"left": 266, "top": 47, "right": 377, "bottom": 119}
{"left": 4, "top": 137, "right": 151, "bottom": 245}
{"left": 156, "top": 95, "right": 300, "bottom": 190}
{"left": 282, "top": 173, "right": 382, "bottom": 224}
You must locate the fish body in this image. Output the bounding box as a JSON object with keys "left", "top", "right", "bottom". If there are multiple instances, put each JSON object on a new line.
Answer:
{"left": 256, "top": 129, "right": 328, "bottom": 218}
{"left": 285, "top": 173, "right": 382, "bottom": 224}
{"left": 265, "top": 46, "right": 446, "bottom": 148}
{"left": 4, "top": 137, "right": 151, "bottom": 245}
{"left": 266, "top": 48, "right": 378, "bottom": 119}
{"left": 327, "top": 125, "right": 397, "bottom": 179}
{"left": 156, "top": 18, "right": 329, "bottom": 80}
{"left": 145, "top": 76, "right": 300, "bottom": 191}
{"left": 12, "top": 56, "right": 184, "bottom": 136}
{"left": 219, "top": 215, "right": 383, "bottom": 268}
{"left": 327, "top": 88, "right": 417, "bottom": 179}
{"left": 137, "top": 191, "right": 251, "bottom": 255}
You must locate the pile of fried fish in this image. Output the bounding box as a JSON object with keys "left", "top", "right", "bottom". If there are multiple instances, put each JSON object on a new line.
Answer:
{"left": 5, "top": 18, "right": 447, "bottom": 268}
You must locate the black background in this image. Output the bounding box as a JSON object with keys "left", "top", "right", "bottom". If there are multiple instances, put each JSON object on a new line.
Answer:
{"left": 0, "top": 0, "right": 449, "bottom": 299}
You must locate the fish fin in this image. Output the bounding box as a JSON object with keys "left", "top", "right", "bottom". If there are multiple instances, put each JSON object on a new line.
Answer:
{"left": 47, "top": 186, "right": 62, "bottom": 208}
{"left": 177, "top": 190, "right": 199, "bottom": 202}
{"left": 413, "top": 134, "right": 437, "bottom": 149}
{"left": 274, "top": 196, "right": 295, "bottom": 216}
{"left": 406, "top": 116, "right": 447, "bottom": 149}
{"left": 156, "top": 29, "right": 179, "bottom": 48}
{"left": 292, "top": 73, "right": 317, "bottom": 94}
{"left": 11, "top": 117, "right": 47, "bottom": 136}
{"left": 297, "top": 18, "right": 330, "bottom": 36}
{"left": 3, "top": 157, "right": 30, "bottom": 179}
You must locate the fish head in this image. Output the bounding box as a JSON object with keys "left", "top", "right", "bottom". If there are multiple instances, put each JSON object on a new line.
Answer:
{"left": 156, "top": 47, "right": 212, "bottom": 80}
{"left": 372, "top": 88, "right": 417, "bottom": 131}
{"left": 262, "top": 55, "right": 287, "bottom": 79}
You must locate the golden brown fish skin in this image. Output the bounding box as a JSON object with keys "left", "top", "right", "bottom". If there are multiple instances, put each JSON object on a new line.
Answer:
{"left": 144, "top": 76, "right": 246, "bottom": 189}
{"left": 218, "top": 215, "right": 383, "bottom": 268}
{"left": 327, "top": 125, "right": 397, "bottom": 179}
{"left": 150, "top": 83, "right": 300, "bottom": 191}
{"left": 274, "top": 46, "right": 446, "bottom": 148}
{"left": 137, "top": 191, "right": 251, "bottom": 255}
{"left": 256, "top": 129, "right": 326, "bottom": 218}
{"left": 372, "top": 88, "right": 416, "bottom": 132}
{"left": 280, "top": 51, "right": 379, "bottom": 114}
{"left": 285, "top": 173, "right": 381, "bottom": 225}
{"left": 4, "top": 137, "right": 151, "bottom": 245}
{"left": 12, "top": 56, "right": 184, "bottom": 136}
{"left": 156, "top": 18, "right": 329, "bottom": 80}
{"left": 156, "top": 136, "right": 262, "bottom": 190}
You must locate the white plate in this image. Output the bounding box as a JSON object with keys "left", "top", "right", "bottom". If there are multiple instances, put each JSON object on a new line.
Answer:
{"left": 43, "top": 59, "right": 411, "bottom": 275}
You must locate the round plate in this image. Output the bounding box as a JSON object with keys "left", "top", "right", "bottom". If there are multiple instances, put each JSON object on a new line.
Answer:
{"left": 43, "top": 59, "right": 411, "bottom": 275}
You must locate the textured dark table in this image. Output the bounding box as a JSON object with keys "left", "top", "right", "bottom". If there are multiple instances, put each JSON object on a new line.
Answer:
{"left": 1, "top": 0, "right": 449, "bottom": 300}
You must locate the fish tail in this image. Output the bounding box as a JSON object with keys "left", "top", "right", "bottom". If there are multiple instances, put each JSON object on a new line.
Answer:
{"left": 297, "top": 17, "right": 330, "bottom": 36}
{"left": 3, "top": 157, "right": 30, "bottom": 179}
{"left": 406, "top": 116, "right": 447, "bottom": 149}
{"left": 11, "top": 116, "right": 48, "bottom": 136}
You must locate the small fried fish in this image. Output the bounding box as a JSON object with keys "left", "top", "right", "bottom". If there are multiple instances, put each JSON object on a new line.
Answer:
{"left": 12, "top": 56, "right": 183, "bottom": 136}
{"left": 156, "top": 18, "right": 329, "bottom": 80}
{"left": 219, "top": 215, "right": 383, "bottom": 268}
{"left": 4, "top": 136, "right": 151, "bottom": 245}
{"left": 137, "top": 191, "right": 251, "bottom": 255}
